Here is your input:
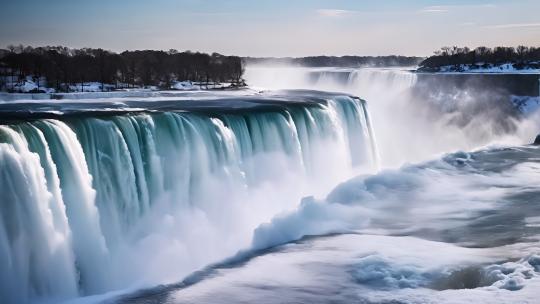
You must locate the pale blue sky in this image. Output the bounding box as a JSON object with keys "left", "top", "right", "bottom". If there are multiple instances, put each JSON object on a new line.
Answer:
{"left": 1, "top": 0, "right": 539, "bottom": 56}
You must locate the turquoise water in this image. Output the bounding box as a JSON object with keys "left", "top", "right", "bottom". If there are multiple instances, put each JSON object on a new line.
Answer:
{"left": 0, "top": 91, "right": 376, "bottom": 303}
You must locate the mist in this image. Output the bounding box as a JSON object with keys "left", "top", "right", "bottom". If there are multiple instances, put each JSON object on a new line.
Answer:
{"left": 244, "top": 65, "right": 540, "bottom": 168}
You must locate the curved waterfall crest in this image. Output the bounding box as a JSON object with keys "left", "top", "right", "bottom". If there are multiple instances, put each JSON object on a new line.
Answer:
{"left": 0, "top": 93, "right": 377, "bottom": 303}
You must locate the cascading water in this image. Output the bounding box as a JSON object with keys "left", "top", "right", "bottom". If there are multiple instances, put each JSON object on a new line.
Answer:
{"left": 244, "top": 66, "right": 418, "bottom": 96}
{"left": 0, "top": 92, "right": 377, "bottom": 303}
{"left": 346, "top": 68, "right": 418, "bottom": 95}
{"left": 245, "top": 66, "right": 540, "bottom": 167}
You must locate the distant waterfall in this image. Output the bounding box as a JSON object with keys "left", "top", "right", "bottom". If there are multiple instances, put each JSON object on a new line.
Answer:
{"left": 244, "top": 66, "right": 418, "bottom": 98}
{"left": 0, "top": 95, "right": 376, "bottom": 303}
{"left": 307, "top": 68, "right": 418, "bottom": 95}
{"left": 345, "top": 68, "right": 418, "bottom": 97}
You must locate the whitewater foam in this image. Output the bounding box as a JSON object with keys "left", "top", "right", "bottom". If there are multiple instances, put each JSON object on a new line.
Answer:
{"left": 0, "top": 91, "right": 376, "bottom": 303}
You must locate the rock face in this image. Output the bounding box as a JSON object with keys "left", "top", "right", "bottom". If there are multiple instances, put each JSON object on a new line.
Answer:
{"left": 534, "top": 134, "right": 540, "bottom": 145}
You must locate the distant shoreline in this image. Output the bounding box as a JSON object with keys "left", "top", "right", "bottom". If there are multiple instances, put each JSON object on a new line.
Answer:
{"left": 0, "top": 86, "right": 250, "bottom": 102}
{"left": 416, "top": 63, "right": 540, "bottom": 74}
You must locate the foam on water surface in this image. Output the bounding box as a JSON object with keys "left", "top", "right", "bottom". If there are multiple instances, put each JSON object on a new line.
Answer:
{"left": 0, "top": 90, "right": 377, "bottom": 303}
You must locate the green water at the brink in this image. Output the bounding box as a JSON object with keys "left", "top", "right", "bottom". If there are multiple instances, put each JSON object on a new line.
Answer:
{"left": 0, "top": 91, "right": 377, "bottom": 303}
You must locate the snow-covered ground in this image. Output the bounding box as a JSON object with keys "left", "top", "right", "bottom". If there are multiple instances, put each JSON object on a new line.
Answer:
{"left": 0, "top": 89, "right": 259, "bottom": 104}
{"left": 171, "top": 81, "right": 198, "bottom": 90}
{"left": 422, "top": 63, "right": 540, "bottom": 74}
{"left": 0, "top": 81, "right": 240, "bottom": 101}
{"left": 2, "top": 76, "right": 56, "bottom": 93}
{"left": 1, "top": 75, "right": 236, "bottom": 95}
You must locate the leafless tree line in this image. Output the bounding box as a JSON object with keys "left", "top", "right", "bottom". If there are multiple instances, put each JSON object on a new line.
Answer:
{"left": 0, "top": 45, "right": 245, "bottom": 92}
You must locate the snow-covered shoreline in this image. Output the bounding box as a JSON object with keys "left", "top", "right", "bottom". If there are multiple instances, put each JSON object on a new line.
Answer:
{"left": 0, "top": 75, "right": 240, "bottom": 98}
{"left": 416, "top": 63, "right": 540, "bottom": 74}
{"left": 0, "top": 86, "right": 246, "bottom": 102}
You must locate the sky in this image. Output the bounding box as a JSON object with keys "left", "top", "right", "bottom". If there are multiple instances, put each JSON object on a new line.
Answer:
{"left": 1, "top": 0, "right": 539, "bottom": 57}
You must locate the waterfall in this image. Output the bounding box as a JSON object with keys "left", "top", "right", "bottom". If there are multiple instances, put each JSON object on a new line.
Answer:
{"left": 346, "top": 68, "right": 418, "bottom": 97}
{"left": 0, "top": 94, "right": 376, "bottom": 303}
{"left": 245, "top": 66, "right": 538, "bottom": 168}
{"left": 244, "top": 66, "right": 418, "bottom": 98}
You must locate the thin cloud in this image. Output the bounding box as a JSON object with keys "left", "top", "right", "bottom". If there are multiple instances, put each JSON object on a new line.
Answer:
{"left": 419, "top": 6, "right": 449, "bottom": 13}
{"left": 419, "top": 4, "right": 496, "bottom": 13}
{"left": 316, "top": 9, "right": 355, "bottom": 18}
{"left": 484, "top": 23, "right": 540, "bottom": 29}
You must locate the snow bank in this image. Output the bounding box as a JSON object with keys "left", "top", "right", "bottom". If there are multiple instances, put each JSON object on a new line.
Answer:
{"left": 429, "top": 63, "right": 540, "bottom": 74}
{"left": 9, "top": 77, "right": 55, "bottom": 93}
{"left": 171, "top": 81, "right": 199, "bottom": 90}
{"left": 170, "top": 81, "right": 233, "bottom": 90}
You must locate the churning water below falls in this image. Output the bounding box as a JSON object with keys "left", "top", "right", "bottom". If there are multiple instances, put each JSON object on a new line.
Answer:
{"left": 1, "top": 68, "right": 540, "bottom": 304}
